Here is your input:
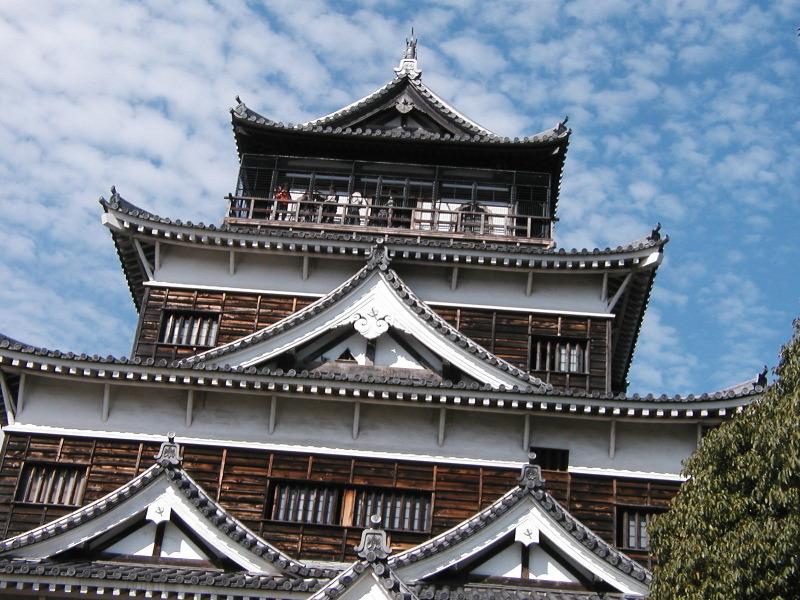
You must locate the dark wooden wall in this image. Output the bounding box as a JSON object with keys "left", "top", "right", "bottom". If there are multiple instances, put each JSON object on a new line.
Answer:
{"left": 0, "top": 434, "right": 676, "bottom": 566}
{"left": 134, "top": 288, "right": 612, "bottom": 393}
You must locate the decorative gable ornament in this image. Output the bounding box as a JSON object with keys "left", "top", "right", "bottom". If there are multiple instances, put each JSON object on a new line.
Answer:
{"left": 352, "top": 308, "right": 394, "bottom": 339}
{"left": 395, "top": 94, "right": 415, "bottom": 114}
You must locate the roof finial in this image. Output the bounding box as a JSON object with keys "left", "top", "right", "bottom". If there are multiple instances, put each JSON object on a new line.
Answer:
{"left": 404, "top": 27, "right": 417, "bottom": 60}
{"left": 395, "top": 28, "right": 421, "bottom": 80}
{"left": 354, "top": 514, "right": 391, "bottom": 562}
{"left": 154, "top": 431, "right": 182, "bottom": 467}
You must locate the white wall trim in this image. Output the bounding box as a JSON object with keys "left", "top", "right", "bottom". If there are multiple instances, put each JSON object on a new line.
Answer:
{"left": 2, "top": 423, "right": 685, "bottom": 481}
{"left": 144, "top": 281, "right": 615, "bottom": 319}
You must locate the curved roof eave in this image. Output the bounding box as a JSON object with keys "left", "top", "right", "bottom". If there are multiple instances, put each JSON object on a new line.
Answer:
{"left": 231, "top": 102, "right": 570, "bottom": 148}
{"left": 0, "top": 334, "right": 765, "bottom": 417}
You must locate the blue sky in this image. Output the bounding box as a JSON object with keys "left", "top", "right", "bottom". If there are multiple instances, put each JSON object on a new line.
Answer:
{"left": 0, "top": 0, "right": 797, "bottom": 394}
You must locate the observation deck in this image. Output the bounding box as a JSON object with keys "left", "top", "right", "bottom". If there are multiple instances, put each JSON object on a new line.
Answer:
{"left": 225, "top": 154, "right": 556, "bottom": 246}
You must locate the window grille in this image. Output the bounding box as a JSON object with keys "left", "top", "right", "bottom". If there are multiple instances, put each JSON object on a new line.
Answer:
{"left": 267, "top": 482, "right": 431, "bottom": 532}
{"left": 15, "top": 462, "right": 87, "bottom": 506}
{"left": 352, "top": 489, "right": 430, "bottom": 532}
{"left": 269, "top": 483, "right": 340, "bottom": 526}
{"left": 619, "top": 508, "right": 659, "bottom": 551}
{"left": 159, "top": 311, "right": 219, "bottom": 347}
{"left": 530, "top": 337, "right": 588, "bottom": 374}
{"left": 530, "top": 447, "right": 569, "bottom": 472}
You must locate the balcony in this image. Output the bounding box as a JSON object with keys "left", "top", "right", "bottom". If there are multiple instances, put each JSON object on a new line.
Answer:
{"left": 226, "top": 154, "right": 555, "bottom": 244}
{"left": 226, "top": 194, "right": 552, "bottom": 242}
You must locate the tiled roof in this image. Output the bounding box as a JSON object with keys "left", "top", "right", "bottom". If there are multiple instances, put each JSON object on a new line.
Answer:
{"left": 299, "top": 74, "right": 496, "bottom": 138}
{"left": 308, "top": 518, "right": 419, "bottom": 600}
{"left": 411, "top": 585, "right": 626, "bottom": 600}
{"left": 0, "top": 333, "right": 765, "bottom": 417}
{"left": 232, "top": 99, "right": 568, "bottom": 147}
{"left": 181, "top": 244, "right": 547, "bottom": 391}
{"left": 391, "top": 462, "right": 651, "bottom": 587}
{"left": 0, "top": 558, "right": 327, "bottom": 593}
{"left": 0, "top": 439, "right": 335, "bottom": 580}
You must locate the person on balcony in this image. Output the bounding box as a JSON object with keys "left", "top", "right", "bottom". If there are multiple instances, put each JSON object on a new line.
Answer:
{"left": 345, "top": 191, "right": 365, "bottom": 225}
{"left": 298, "top": 187, "right": 322, "bottom": 222}
{"left": 322, "top": 184, "right": 339, "bottom": 224}
{"left": 274, "top": 185, "right": 290, "bottom": 220}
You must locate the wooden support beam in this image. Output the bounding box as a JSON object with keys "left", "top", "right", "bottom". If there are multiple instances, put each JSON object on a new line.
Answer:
{"left": 526, "top": 271, "right": 534, "bottom": 297}
{"left": 600, "top": 272, "right": 608, "bottom": 302}
{"left": 437, "top": 408, "right": 447, "bottom": 447}
{"left": 302, "top": 256, "right": 310, "bottom": 281}
{"left": 450, "top": 266, "right": 459, "bottom": 291}
{"left": 522, "top": 414, "right": 531, "bottom": 452}
{"left": 229, "top": 250, "right": 236, "bottom": 276}
{"left": 607, "top": 272, "right": 633, "bottom": 312}
{"left": 352, "top": 401, "right": 360, "bottom": 440}
{"left": 185, "top": 389, "right": 194, "bottom": 427}
{"left": 268, "top": 396, "right": 277, "bottom": 434}
{"left": 696, "top": 422, "right": 703, "bottom": 447}
{"left": 0, "top": 371, "right": 16, "bottom": 423}
{"left": 133, "top": 238, "right": 155, "bottom": 281}
{"left": 16, "top": 373, "right": 25, "bottom": 415}
{"left": 102, "top": 384, "right": 111, "bottom": 422}
{"left": 609, "top": 419, "right": 616, "bottom": 459}
{"left": 154, "top": 241, "right": 161, "bottom": 271}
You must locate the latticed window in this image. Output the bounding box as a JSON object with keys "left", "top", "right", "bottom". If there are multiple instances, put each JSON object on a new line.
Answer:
{"left": 268, "top": 483, "right": 431, "bottom": 532}
{"left": 351, "top": 489, "right": 430, "bottom": 532}
{"left": 15, "top": 462, "right": 88, "bottom": 506}
{"left": 619, "top": 508, "right": 657, "bottom": 551}
{"left": 269, "top": 483, "right": 340, "bottom": 525}
{"left": 530, "top": 338, "right": 588, "bottom": 374}
{"left": 159, "top": 311, "right": 219, "bottom": 347}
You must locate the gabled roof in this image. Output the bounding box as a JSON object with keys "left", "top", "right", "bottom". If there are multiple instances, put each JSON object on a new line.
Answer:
{"left": 181, "top": 244, "right": 547, "bottom": 392}
{"left": 306, "top": 518, "right": 418, "bottom": 600}
{"left": 0, "top": 435, "right": 332, "bottom": 580}
{"left": 390, "top": 460, "right": 650, "bottom": 596}
{"left": 230, "top": 41, "right": 570, "bottom": 148}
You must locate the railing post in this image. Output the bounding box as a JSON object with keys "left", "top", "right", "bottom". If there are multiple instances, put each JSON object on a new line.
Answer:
{"left": 527, "top": 217, "right": 532, "bottom": 238}
{"left": 248, "top": 197, "right": 254, "bottom": 219}
{"left": 480, "top": 213, "right": 485, "bottom": 235}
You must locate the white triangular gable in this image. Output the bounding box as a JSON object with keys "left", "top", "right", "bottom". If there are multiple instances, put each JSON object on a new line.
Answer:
{"left": 189, "top": 266, "right": 533, "bottom": 390}
{"left": 0, "top": 466, "right": 284, "bottom": 574}
{"left": 393, "top": 491, "right": 649, "bottom": 596}
{"left": 103, "top": 520, "right": 210, "bottom": 561}
{"left": 468, "top": 540, "right": 579, "bottom": 584}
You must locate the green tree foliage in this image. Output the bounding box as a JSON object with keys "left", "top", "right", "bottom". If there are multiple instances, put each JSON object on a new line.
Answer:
{"left": 650, "top": 320, "right": 800, "bottom": 599}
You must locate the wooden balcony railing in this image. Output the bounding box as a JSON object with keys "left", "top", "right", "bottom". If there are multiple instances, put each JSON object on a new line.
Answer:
{"left": 225, "top": 195, "right": 553, "bottom": 242}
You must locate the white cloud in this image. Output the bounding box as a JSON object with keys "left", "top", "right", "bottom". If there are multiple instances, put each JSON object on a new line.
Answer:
{"left": 0, "top": 0, "right": 797, "bottom": 397}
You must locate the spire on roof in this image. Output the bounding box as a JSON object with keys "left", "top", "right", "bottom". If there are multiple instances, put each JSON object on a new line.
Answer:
{"left": 394, "top": 27, "right": 422, "bottom": 80}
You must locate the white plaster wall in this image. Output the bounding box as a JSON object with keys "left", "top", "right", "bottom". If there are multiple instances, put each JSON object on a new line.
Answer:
{"left": 153, "top": 247, "right": 609, "bottom": 315}
{"left": 16, "top": 375, "right": 696, "bottom": 476}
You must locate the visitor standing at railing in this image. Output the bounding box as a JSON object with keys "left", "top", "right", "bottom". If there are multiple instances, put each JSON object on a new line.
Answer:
{"left": 274, "top": 185, "right": 290, "bottom": 220}
{"left": 346, "top": 192, "right": 365, "bottom": 225}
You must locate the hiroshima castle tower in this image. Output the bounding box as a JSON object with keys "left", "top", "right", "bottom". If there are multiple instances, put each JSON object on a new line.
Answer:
{"left": 0, "top": 37, "right": 763, "bottom": 599}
